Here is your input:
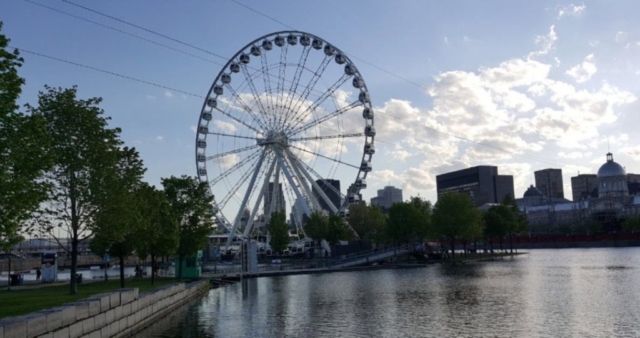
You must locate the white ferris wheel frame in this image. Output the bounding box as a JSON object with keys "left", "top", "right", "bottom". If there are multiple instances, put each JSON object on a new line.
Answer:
{"left": 194, "top": 30, "right": 375, "bottom": 246}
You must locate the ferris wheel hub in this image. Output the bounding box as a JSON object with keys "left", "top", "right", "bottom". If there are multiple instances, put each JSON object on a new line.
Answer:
{"left": 257, "top": 130, "right": 288, "bottom": 147}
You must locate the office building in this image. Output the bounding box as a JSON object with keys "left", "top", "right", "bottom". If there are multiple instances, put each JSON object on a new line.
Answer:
{"left": 571, "top": 174, "right": 598, "bottom": 201}
{"left": 264, "top": 182, "right": 286, "bottom": 215}
{"left": 370, "top": 186, "right": 403, "bottom": 210}
{"left": 436, "top": 166, "right": 514, "bottom": 208}
{"left": 312, "top": 179, "right": 341, "bottom": 213}
{"left": 535, "top": 168, "right": 564, "bottom": 199}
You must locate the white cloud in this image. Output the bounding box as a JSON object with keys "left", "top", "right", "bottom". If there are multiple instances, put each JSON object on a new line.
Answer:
{"left": 190, "top": 125, "right": 197, "bottom": 134}
{"left": 529, "top": 25, "right": 557, "bottom": 58}
{"left": 213, "top": 120, "right": 238, "bottom": 133}
{"left": 621, "top": 145, "right": 640, "bottom": 158}
{"left": 156, "top": 136, "right": 164, "bottom": 141}
{"left": 145, "top": 95, "right": 157, "bottom": 101}
{"left": 444, "top": 36, "right": 449, "bottom": 44}
{"left": 558, "top": 151, "right": 592, "bottom": 159}
{"left": 164, "top": 90, "right": 174, "bottom": 98}
{"left": 615, "top": 31, "right": 628, "bottom": 43}
{"left": 218, "top": 154, "right": 239, "bottom": 169}
{"left": 566, "top": 54, "right": 597, "bottom": 83}
{"left": 557, "top": 3, "right": 586, "bottom": 18}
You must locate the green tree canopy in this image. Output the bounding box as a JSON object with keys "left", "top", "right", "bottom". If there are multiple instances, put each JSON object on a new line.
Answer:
{"left": 432, "top": 193, "right": 481, "bottom": 259}
{"left": 162, "top": 175, "right": 215, "bottom": 280}
{"left": 305, "top": 210, "right": 328, "bottom": 244}
{"left": 0, "top": 23, "right": 51, "bottom": 271}
{"left": 28, "top": 85, "right": 122, "bottom": 294}
{"left": 348, "top": 203, "right": 386, "bottom": 242}
{"left": 267, "top": 211, "right": 289, "bottom": 253}
{"left": 326, "top": 215, "right": 352, "bottom": 245}
{"left": 622, "top": 216, "right": 640, "bottom": 232}
{"left": 386, "top": 197, "right": 432, "bottom": 244}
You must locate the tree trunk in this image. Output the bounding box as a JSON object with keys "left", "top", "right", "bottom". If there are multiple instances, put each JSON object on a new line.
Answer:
{"left": 151, "top": 254, "right": 156, "bottom": 286}
{"left": 7, "top": 253, "right": 11, "bottom": 291}
{"left": 177, "top": 254, "right": 183, "bottom": 280}
{"left": 462, "top": 241, "right": 467, "bottom": 257}
{"left": 509, "top": 233, "right": 514, "bottom": 254}
{"left": 70, "top": 236, "right": 78, "bottom": 294}
{"left": 450, "top": 237, "right": 455, "bottom": 260}
{"left": 119, "top": 255, "right": 125, "bottom": 288}
{"left": 499, "top": 237, "right": 504, "bottom": 252}
{"left": 489, "top": 239, "right": 494, "bottom": 255}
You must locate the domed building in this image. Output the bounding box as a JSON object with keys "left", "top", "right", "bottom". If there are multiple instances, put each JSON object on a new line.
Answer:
{"left": 597, "top": 152, "right": 629, "bottom": 197}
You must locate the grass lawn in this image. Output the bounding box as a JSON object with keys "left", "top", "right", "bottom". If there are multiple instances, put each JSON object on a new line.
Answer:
{"left": 0, "top": 278, "right": 178, "bottom": 319}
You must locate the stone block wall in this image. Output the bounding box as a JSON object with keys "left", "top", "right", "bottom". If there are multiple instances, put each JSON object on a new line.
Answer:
{"left": 0, "top": 280, "right": 210, "bottom": 338}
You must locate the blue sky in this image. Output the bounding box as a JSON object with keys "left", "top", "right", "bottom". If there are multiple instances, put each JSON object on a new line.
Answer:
{"left": 2, "top": 1, "right": 640, "bottom": 215}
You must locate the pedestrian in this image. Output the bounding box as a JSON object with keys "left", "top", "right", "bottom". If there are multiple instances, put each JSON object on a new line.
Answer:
{"left": 36, "top": 268, "right": 41, "bottom": 281}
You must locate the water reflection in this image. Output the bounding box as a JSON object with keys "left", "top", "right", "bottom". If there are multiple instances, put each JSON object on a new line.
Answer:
{"left": 146, "top": 248, "right": 640, "bottom": 338}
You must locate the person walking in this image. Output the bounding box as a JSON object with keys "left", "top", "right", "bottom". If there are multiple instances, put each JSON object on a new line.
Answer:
{"left": 36, "top": 268, "right": 41, "bottom": 281}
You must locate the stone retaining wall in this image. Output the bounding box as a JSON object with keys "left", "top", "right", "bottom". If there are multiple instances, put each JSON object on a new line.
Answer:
{"left": 0, "top": 280, "right": 210, "bottom": 338}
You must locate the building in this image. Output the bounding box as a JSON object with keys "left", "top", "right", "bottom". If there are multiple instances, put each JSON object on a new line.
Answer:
{"left": 436, "top": 166, "right": 514, "bottom": 208}
{"left": 516, "top": 185, "right": 545, "bottom": 207}
{"left": 264, "top": 182, "right": 286, "bottom": 215}
{"left": 535, "top": 168, "right": 564, "bottom": 199}
{"left": 571, "top": 174, "right": 598, "bottom": 201}
{"left": 312, "top": 179, "right": 341, "bottom": 214}
{"left": 597, "top": 153, "right": 628, "bottom": 197}
{"left": 522, "top": 152, "right": 640, "bottom": 233}
{"left": 370, "top": 186, "right": 403, "bottom": 210}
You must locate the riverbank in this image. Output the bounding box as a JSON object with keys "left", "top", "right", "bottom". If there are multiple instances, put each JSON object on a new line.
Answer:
{"left": 0, "top": 278, "right": 176, "bottom": 319}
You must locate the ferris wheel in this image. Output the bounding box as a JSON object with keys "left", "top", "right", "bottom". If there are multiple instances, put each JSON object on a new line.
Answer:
{"left": 195, "top": 31, "right": 375, "bottom": 245}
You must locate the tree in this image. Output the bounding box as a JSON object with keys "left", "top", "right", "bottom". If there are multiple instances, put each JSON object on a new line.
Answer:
{"left": 409, "top": 197, "right": 433, "bottom": 241}
{"left": 385, "top": 197, "right": 432, "bottom": 244}
{"left": 483, "top": 206, "right": 510, "bottom": 254}
{"left": 622, "top": 216, "right": 640, "bottom": 232}
{"left": 348, "top": 203, "right": 387, "bottom": 243}
{"left": 326, "top": 215, "right": 352, "bottom": 245}
{"left": 28, "top": 86, "right": 122, "bottom": 294}
{"left": 267, "top": 211, "right": 289, "bottom": 253}
{"left": 0, "top": 23, "right": 51, "bottom": 288}
{"left": 432, "top": 193, "right": 481, "bottom": 259}
{"left": 502, "top": 194, "right": 526, "bottom": 253}
{"left": 162, "top": 176, "right": 215, "bottom": 280}
{"left": 90, "top": 147, "right": 145, "bottom": 288}
{"left": 135, "top": 184, "right": 178, "bottom": 285}
{"left": 305, "top": 211, "right": 328, "bottom": 246}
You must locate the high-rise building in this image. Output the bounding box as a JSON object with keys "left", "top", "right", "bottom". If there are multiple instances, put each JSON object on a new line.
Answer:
{"left": 370, "top": 186, "right": 403, "bottom": 210}
{"left": 628, "top": 173, "right": 640, "bottom": 183}
{"left": 264, "top": 182, "right": 286, "bottom": 215}
{"left": 570, "top": 174, "right": 597, "bottom": 201}
{"left": 436, "top": 166, "right": 514, "bottom": 208}
{"left": 534, "top": 168, "right": 564, "bottom": 199}
{"left": 312, "top": 179, "right": 341, "bottom": 214}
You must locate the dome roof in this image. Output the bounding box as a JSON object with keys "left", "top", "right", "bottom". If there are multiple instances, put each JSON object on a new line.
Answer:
{"left": 523, "top": 185, "right": 543, "bottom": 197}
{"left": 597, "top": 152, "right": 626, "bottom": 178}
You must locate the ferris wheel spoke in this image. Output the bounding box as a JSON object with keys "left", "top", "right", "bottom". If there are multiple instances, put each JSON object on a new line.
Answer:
{"left": 289, "top": 55, "right": 334, "bottom": 117}
{"left": 295, "top": 155, "right": 346, "bottom": 199}
{"left": 288, "top": 133, "right": 363, "bottom": 142}
{"left": 274, "top": 147, "right": 312, "bottom": 217}
{"left": 288, "top": 144, "right": 360, "bottom": 170}
{"left": 225, "top": 149, "right": 267, "bottom": 247}
{"left": 284, "top": 150, "right": 321, "bottom": 211}
{"left": 209, "top": 149, "right": 262, "bottom": 186}
{"left": 285, "top": 149, "right": 338, "bottom": 214}
{"left": 274, "top": 44, "right": 288, "bottom": 128}
{"left": 284, "top": 73, "right": 351, "bottom": 133}
{"left": 239, "top": 63, "right": 271, "bottom": 127}
{"left": 218, "top": 151, "right": 263, "bottom": 210}
{"left": 260, "top": 52, "right": 276, "bottom": 127}
{"left": 242, "top": 155, "right": 277, "bottom": 237}
{"left": 282, "top": 45, "right": 311, "bottom": 120}
{"left": 206, "top": 144, "right": 259, "bottom": 161}
{"left": 212, "top": 106, "right": 262, "bottom": 134}
{"left": 223, "top": 84, "right": 269, "bottom": 130}
{"left": 288, "top": 100, "right": 362, "bottom": 136}
{"left": 206, "top": 131, "right": 257, "bottom": 141}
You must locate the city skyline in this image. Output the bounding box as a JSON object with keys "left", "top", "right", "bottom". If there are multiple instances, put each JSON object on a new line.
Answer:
{"left": 2, "top": 1, "right": 639, "bottom": 208}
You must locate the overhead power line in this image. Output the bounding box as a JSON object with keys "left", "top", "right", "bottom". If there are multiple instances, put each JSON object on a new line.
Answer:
{"left": 25, "top": 0, "right": 565, "bottom": 167}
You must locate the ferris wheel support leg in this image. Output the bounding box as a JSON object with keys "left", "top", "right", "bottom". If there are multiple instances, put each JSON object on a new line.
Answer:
{"left": 284, "top": 152, "right": 321, "bottom": 211}
{"left": 243, "top": 157, "right": 277, "bottom": 237}
{"left": 275, "top": 147, "right": 312, "bottom": 217}
{"left": 267, "top": 159, "right": 281, "bottom": 223}
{"left": 285, "top": 149, "right": 337, "bottom": 214}
{"left": 226, "top": 149, "right": 268, "bottom": 248}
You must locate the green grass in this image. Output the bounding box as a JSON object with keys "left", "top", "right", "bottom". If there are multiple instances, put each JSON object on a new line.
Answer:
{"left": 0, "top": 278, "right": 178, "bottom": 319}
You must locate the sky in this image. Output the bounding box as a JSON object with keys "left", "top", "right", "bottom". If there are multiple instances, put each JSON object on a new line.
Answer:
{"left": 2, "top": 0, "right": 640, "bottom": 216}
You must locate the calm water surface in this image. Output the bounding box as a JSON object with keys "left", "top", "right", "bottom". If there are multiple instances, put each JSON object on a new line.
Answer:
{"left": 140, "top": 248, "right": 640, "bottom": 337}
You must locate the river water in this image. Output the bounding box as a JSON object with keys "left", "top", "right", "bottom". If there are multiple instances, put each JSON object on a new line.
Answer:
{"left": 140, "top": 248, "right": 640, "bottom": 337}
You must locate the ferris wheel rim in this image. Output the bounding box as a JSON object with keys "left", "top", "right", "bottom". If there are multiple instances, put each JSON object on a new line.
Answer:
{"left": 195, "top": 30, "right": 375, "bottom": 231}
